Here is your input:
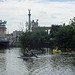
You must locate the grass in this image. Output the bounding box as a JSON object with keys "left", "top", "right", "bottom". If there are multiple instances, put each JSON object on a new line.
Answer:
{"left": 13, "top": 41, "right": 21, "bottom": 45}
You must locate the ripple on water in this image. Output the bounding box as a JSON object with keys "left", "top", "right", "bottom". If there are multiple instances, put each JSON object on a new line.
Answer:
{"left": 0, "top": 48, "right": 75, "bottom": 75}
{"left": 26, "top": 54, "right": 75, "bottom": 75}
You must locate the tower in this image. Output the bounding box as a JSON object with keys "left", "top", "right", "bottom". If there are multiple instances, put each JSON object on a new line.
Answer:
{"left": 28, "top": 9, "right": 31, "bottom": 32}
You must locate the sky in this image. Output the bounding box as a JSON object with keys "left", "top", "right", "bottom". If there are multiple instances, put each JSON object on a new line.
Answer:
{"left": 0, "top": 0, "right": 75, "bottom": 33}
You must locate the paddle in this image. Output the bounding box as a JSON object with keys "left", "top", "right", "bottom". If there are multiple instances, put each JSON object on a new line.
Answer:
{"left": 34, "top": 54, "right": 38, "bottom": 58}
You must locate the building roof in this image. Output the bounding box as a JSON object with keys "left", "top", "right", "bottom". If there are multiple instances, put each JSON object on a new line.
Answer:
{"left": 0, "top": 20, "right": 7, "bottom": 25}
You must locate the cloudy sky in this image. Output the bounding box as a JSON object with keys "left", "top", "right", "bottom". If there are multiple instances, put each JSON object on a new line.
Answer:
{"left": 0, "top": 0, "right": 75, "bottom": 33}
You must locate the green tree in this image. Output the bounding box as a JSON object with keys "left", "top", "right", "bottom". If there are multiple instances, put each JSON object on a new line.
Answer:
{"left": 50, "top": 25, "right": 61, "bottom": 38}
{"left": 19, "top": 28, "right": 48, "bottom": 49}
{"left": 55, "top": 25, "right": 74, "bottom": 50}
{"left": 70, "top": 17, "right": 75, "bottom": 28}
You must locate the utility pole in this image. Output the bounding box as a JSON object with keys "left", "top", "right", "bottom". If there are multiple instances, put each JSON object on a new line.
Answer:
{"left": 28, "top": 9, "right": 31, "bottom": 32}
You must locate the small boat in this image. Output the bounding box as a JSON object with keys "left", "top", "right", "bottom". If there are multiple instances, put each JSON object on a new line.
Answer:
{"left": 17, "top": 56, "right": 39, "bottom": 59}
{"left": 53, "top": 49, "right": 61, "bottom": 54}
{"left": 17, "top": 54, "right": 39, "bottom": 59}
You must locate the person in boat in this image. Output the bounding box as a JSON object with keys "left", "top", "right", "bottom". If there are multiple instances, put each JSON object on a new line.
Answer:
{"left": 53, "top": 46, "right": 58, "bottom": 54}
{"left": 31, "top": 51, "right": 38, "bottom": 58}
{"left": 56, "top": 46, "right": 58, "bottom": 50}
{"left": 23, "top": 48, "right": 38, "bottom": 57}
{"left": 23, "top": 48, "right": 31, "bottom": 56}
{"left": 56, "top": 46, "right": 59, "bottom": 53}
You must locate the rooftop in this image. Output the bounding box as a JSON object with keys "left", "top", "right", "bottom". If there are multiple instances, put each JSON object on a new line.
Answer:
{"left": 0, "top": 20, "right": 7, "bottom": 25}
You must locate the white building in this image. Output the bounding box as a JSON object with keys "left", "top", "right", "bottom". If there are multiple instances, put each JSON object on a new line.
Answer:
{"left": 13, "top": 30, "right": 22, "bottom": 41}
{"left": 0, "top": 20, "right": 7, "bottom": 39}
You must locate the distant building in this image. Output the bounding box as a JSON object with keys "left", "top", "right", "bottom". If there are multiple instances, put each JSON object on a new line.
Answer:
{"left": 32, "top": 19, "right": 39, "bottom": 31}
{"left": 13, "top": 30, "right": 22, "bottom": 41}
{"left": 31, "top": 20, "right": 51, "bottom": 34}
{"left": 26, "top": 9, "right": 51, "bottom": 34}
{"left": 0, "top": 20, "right": 7, "bottom": 39}
{"left": 5, "top": 34, "right": 13, "bottom": 41}
{"left": 5, "top": 34, "right": 13, "bottom": 45}
{"left": 0, "top": 20, "right": 9, "bottom": 47}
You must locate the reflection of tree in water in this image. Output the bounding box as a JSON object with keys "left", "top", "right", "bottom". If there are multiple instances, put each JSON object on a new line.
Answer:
{"left": 0, "top": 48, "right": 6, "bottom": 53}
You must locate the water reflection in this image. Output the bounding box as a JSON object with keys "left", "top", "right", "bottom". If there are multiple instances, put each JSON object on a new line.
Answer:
{"left": 0, "top": 48, "right": 29, "bottom": 75}
{"left": 0, "top": 50, "right": 6, "bottom": 75}
{"left": 0, "top": 48, "right": 6, "bottom": 53}
{"left": 0, "top": 48, "right": 75, "bottom": 75}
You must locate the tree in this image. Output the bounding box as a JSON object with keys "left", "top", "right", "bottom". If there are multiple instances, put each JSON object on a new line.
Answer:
{"left": 55, "top": 25, "right": 74, "bottom": 50}
{"left": 50, "top": 25, "right": 61, "bottom": 38}
{"left": 69, "top": 17, "right": 75, "bottom": 28}
{"left": 19, "top": 27, "right": 48, "bottom": 49}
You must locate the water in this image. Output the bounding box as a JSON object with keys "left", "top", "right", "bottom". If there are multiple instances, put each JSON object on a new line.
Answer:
{"left": 0, "top": 48, "right": 75, "bottom": 75}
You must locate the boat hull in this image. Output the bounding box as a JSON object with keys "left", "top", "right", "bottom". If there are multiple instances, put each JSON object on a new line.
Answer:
{"left": 17, "top": 56, "right": 37, "bottom": 59}
{"left": 17, "top": 56, "right": 39, "bottom": 59}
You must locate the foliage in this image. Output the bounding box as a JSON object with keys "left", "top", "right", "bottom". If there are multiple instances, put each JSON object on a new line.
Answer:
{"left": 19, "top": 28, "right": 48, "bottom": 49}
{"left": 70, "top": 17, "right": 75, "bottom": 28}
{"left": 20, "top": 17, "right": 75, "bottom": 52}
{"left": 50, "top": 25, "right": 61, "bottom": 38}
{"left": 54, "top": 25, "right": 75, "bottom": 51}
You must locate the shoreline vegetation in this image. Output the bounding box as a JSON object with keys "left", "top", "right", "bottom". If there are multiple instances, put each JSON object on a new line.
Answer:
{"left": 8, "top": 17, "right": 75, "bottom": 52}
{"left": 19, "top": 17, "right": 75, "bottom": 52}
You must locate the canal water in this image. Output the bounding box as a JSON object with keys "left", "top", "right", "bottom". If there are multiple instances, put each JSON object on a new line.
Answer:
{"left": 0, "top": 48, "right": 75, "bottom": 75}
